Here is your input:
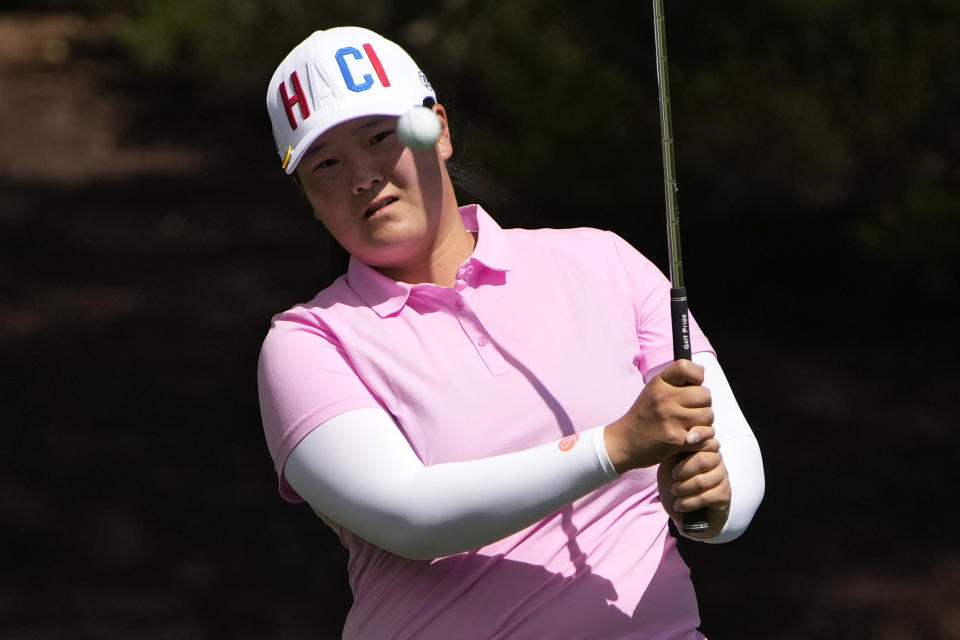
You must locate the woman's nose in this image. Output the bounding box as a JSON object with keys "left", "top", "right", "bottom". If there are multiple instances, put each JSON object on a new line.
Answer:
{"left": 351, "top": 158, "right": 384, "bottom": 195}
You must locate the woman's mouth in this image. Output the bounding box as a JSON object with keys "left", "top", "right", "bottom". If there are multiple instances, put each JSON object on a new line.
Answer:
{"left": 364, "top": 196, "right": 398, "bottom": 218}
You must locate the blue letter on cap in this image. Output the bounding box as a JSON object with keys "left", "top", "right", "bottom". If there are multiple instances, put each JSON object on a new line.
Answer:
{"left": 335, "top": 47, "right": 373, "bottom": 92}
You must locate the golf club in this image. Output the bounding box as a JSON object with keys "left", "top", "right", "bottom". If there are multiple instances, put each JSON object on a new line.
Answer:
{"left": 652, "top": 0, "right": 710, "bottom": 534}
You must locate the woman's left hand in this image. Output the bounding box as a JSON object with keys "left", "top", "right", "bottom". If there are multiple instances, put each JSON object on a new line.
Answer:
{"left": 657, "top": 442, "right": 731, "bottom": 538}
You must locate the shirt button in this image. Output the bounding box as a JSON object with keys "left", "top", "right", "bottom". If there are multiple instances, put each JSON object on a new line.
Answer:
{"left": 454, "top": 300, "right": 464, "bottom": 311}
{"left": 478, "top": 336, "right": 488, "bottom": 346}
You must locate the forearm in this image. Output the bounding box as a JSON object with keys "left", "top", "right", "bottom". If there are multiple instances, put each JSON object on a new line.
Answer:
{"left": 689, "top": 351, "right": 764, "bottom": 543}
{"left": 702, "top": 433, "right": 763, "bottom": 543}
{"left": 285, "top": 409, "right": 618, "bottom": 560}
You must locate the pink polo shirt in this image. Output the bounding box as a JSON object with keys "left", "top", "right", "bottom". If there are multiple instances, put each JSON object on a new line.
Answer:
{"left": 258, "top": 204, "right": 713, "bottom": 638}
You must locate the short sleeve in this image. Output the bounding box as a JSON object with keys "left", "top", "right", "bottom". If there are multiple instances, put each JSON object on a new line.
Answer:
{"left": 607, "top": 232, "right": 714, "bottom": 376}
{"left": 257, "top": 309, "right": 383, "bottom": 501}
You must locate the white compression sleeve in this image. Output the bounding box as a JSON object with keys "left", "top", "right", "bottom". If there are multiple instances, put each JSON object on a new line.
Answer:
{"left": 645, "top": 352, "right": 765, "bottom": 543}
{"left": 284, "top": 412, "right": 619, "bottom": 560}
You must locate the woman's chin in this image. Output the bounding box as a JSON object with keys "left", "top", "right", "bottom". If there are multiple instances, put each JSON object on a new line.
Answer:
{"left": 354, "top": 238, "right": 426, "bottom": 271}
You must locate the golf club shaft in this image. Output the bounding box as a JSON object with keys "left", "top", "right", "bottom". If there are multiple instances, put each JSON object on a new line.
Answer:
{"left": 653, "top": 0, "right": 710, "bottom": 534}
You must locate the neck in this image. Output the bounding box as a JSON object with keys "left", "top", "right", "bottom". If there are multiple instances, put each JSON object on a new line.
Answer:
{"left": 375, "top": 204, "right": 477, "bottom": 288}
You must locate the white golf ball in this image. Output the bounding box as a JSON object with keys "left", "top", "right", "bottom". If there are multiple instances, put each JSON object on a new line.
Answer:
{"left": 397, "top": 106, "right": 441, "bottom": 151}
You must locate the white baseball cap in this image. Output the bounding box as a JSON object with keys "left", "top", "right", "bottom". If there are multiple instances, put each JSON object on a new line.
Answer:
{"left": 266, "top": 26, "right": 436, "bottom": 174}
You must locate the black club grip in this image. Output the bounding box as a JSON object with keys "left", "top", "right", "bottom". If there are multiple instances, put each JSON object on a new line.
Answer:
{"left": 671, "top": 288, "right": 710, "bottom": 534}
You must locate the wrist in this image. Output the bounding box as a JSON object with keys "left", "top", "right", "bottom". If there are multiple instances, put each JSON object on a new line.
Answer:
{"left": 603, "top": 418, "right": 632, "bottom": 474}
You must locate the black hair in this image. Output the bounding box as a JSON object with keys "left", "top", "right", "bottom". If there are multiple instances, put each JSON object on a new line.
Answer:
{"left": 423, "top": 95, "right": 504, "bottom": 211}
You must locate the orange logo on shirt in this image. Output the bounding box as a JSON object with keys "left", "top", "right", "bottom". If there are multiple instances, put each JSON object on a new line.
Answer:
{"left": 558, "top": 434, "right": 580, "bottom": 452}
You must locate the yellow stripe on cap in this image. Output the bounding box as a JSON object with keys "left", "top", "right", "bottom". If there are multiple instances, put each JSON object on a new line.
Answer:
{"left": 281, "top": 145, "right": 293, "bottom": 170}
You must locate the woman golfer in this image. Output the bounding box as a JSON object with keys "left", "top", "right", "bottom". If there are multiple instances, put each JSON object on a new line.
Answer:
{"left": 257, "top": 26, "right": 764, "bottom": 639}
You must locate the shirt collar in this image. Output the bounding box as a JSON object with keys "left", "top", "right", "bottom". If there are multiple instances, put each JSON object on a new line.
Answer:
{"left": 347, "top": 204, "right": 511, "bottom": 318}
{"left": 461, "top": 204, "right": 511, "bottom": 274}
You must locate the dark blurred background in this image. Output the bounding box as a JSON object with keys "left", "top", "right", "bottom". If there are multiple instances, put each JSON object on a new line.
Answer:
{"left": 2, "top": 1, "right": 958, "bottom": 638}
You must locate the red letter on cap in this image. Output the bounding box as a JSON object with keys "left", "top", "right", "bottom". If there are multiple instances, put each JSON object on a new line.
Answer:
{"left": 279, "top": 70, "right": 311, "bottom": 130}
{"left": 362, "top": 44, "right": 391, "bottom": 87}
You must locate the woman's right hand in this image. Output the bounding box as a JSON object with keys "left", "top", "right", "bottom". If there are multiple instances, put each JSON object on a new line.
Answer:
{"left": 603, "top": 359, "right": 716, "bottom": 474}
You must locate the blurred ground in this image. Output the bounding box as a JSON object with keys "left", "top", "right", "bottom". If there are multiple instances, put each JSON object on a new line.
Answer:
{"left": 2, "top": 12, "right": 957, "bottom": 639}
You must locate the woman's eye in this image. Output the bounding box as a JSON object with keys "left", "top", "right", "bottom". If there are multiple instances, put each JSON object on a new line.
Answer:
{"left": 314, "top": 158, "right": 338, "bottom": 171}
{"left": 371, "top": 129, "right": 395, "bottom": 146}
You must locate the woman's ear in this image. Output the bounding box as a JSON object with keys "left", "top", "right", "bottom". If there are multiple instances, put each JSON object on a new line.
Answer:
{"left": 432, "top": 103, "right": 454, "bottom": 161}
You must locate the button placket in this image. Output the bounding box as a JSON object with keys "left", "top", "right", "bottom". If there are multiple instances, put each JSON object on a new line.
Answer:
{"left": 449, "top": 296, "right": 510, "bottom": 375}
